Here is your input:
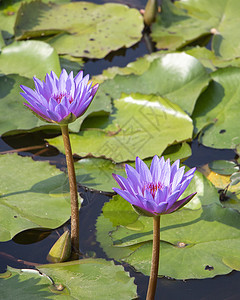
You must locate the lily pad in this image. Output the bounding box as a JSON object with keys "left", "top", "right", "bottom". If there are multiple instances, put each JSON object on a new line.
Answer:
{"left": 96, "top": 52, "right": 210, "bottom": 115}
{"left": 74, "top": 142, "right": 191, "bottom": 193}
{"left": 0, "top": 40, "right": 61, "bottom": 80}
{"left": 185, "top": 47, "right": 240, "bottom": 72}
{"left": 0, "top": 0, "right": 70, "bottom": 39}
{"left": 0, "top": 73, "right": 110, "bottom": 136}
{"left": 152, "top": 0, "right": 240, "bottom": 60}
{"left": 0, "top": 259, "right": 137, "bottom": 299}
{"left": 96, "top": 195, "right": 240, "bottom": 279}
{"left": 192, "top": 67, "right": 240, "bottom": 149}
{"left": 14, "top": 1, "right": 143, "bottom": 59}
{"left": 0, "top": 153, "right": 74, "bottom": 241}
{"left": 48, "top": 93, "right": 193, "bottom": 162}
{"left": 209, "top": 160, "right": 239, "bottom": 175}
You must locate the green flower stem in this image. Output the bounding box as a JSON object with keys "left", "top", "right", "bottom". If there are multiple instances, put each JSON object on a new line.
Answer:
{"left": 60, "top": 124, "right": 79, "bottom": 254}
{"left": 146, "top": 215, "right": 160, "bottom": 300}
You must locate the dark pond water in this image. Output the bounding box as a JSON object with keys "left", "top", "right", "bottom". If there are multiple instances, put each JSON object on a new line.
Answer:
{"left": 1, "top": 0, "right": 240, "bottom": 299}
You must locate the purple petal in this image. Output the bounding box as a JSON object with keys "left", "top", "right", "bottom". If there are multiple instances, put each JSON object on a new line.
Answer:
{"left": 24, "top": 103, "right": 52, "bottom": 122}
{"left": 112, "top": 188, "right": 140, "bottom": 207}
{"left": 176, "top": 177, "right": 194, "bottom": 199}
{"left": 160, "top": 158, "right": 171, "bottom": 186}
{"left": 59, "top": 69, "right": 68, "bottom": 93}
{"left": 135, "top": 157, "right": 152, "bottom": 182}
{"left": 150, "top": 155, "right": 161, "bottom": 182}
{"left": 112, "top": 173, "right": 136, "bottom": 196}
{"left": 20, "top": 85, "right": 38, "bottom": 99}
{"left": 125, "top": 164, "right": 142, "bottom": 193}
{"left": 144, "top": 189, "right": 154, "bottom": 202}
{"left": 155, "top": 202, "right": 168, "bottom": 214}
{"left": 66, "top": 71, "right": 74, "bottom": 94}
{"left": 170, "top": 159, "right": 180, "bottom": 183}
{"left": 164, "top": 193, "right": 197, "bottom": 214}
{"left": 74, "top": 70, "right": 84, "bottom": 86}
{"left": 49, "top": 97, "right": 58, "bottom": 111}
{"left": 182, "top": 167, "right": 196, "bottom": 181}
{"left": 55, "top": 103, "right": 68, "bottom": 119}
{"left": 155, "top": 186, "right": 168, "bottom": 204}
{"left": 143, "top": 199, "right": 156, "bottom": 214}
{"left": 46, "top": 109, "right": 60, "bottom": 122}
{"left": 171, "top": 166, "right": 185, "bottom": 189}
{"left": 165, "top": 189, "right": 181, "bottom": 209}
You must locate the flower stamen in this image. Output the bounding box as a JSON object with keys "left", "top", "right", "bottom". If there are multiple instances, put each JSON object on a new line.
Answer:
{"left": 143, "top": 182, "right": 164, "bottom": 198}
{"left": 52, "top": 92, "right": 74, "bottom": 104}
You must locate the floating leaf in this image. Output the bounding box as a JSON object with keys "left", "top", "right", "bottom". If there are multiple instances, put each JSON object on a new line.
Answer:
{"left": 74, "top": 142, "right": 191, "bottom": 193}
{"left": 15, "top": 1, "right": 143, "bottom": 59}
{"left": 152, "top": 0, "right": 240, "bottom": 60}
{"left": 192, "top": 67, "right": 240, "bottom": 149}
{"left": 0, "top": 153, "right": 76, "bottom": 241}
{"left": 0, "top": 41, "right": 61, "bottom": 80}
{"left": 0, "top": 260, "right": 137, "bottom": 299}
{"left": 186, "top": 47, "right": 240, "bottom": 72}
{"left": 59, "top": 55, "right": 84, "bottom": 77}
{"left": 209, "top": 160, "right": 239, "bottom": 175}
{"left": 49, "top": 93, "right": 193, "bottom": 162}
{"left": 96, "top": 195, "right": 240, "bottom": 279}
{"left": 39, "top": 259, "right": 137, "bottom": 299}
{"left": 96, "top": 52, "right": 209, "bottom": 115}
{"left": 0, "top": 0, "right": 70, "bottom": 39}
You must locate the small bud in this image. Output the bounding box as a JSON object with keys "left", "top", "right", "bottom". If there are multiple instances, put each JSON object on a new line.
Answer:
{"left": 47, "top": 231, "right": 71, "bottom": 263}
{"left": 144, "top": 0, "right": 158, "bottom": 26}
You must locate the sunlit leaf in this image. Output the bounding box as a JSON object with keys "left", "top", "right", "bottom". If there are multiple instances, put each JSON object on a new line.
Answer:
{"left": 0, "top": 260, "right": 137, "bottom": 299}
{"left": 14, "top": 1, "right": 143, "bottom": 59}
{"left": 49, "top": 93, "right": 193, "bottom": 162}
{"left": 209, "top": 160, "right": 239, "bottom": 175}
{"left": 96, "top": 52, "right": 210, "bottom": 115}
{"left": 152, "top": 0, "right": 240, "bottom": 60}
{"left": 74, "top": 142, "right": 191, "bottom": 193}
{"left": 0, "top": 41, "right": 61, "bottom": 80}
{"left": 0, "top": 153, "right": 75, "bottom": 241}
{"left": 96, "top": 194, "right": 240, "bottom": 279}
{"left": 192, "top": 67, "right": 240, "bottom": 149}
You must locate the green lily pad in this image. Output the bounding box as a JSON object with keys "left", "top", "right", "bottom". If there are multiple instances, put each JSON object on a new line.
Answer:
{"left": 74, "top": 142, "right": 191, "bottom": 193}
{"left": 0, "top": 73, "right": 110, "bottom": 136}
{"left": 96, "top": 52, "right": 209, "bottom": 115}
{"left": 59, "top": 55, "right": 84, "bottom": 77}
{"left": 0, "top": 40, "right": 61, "bottom": 80}
{"left": 186, "top": 47, "right": 240, "bottom": 73}
{"left": 0, "top": 0, "right": 70, "bottom": 39}
{"left": 0, "top": 153, "right": 75, "bottom": 241}
{"left": 96, "top": 195, "right": 240, "bottom": 279}
{"left": 192, "top": 67, "right": 240, "bottom": 149}
{"left": 49, "top": 93, "right": 193, "bottom": 162}
{"left": 14, "top": 1, "right": 143, "bottom": 59}
{"left": 209, "top": 160, "right": 239, "bottom": 175}
{"left": 152, "top": 0, "right": 240, "bottom": 60}
{"left": 0, "top": 259, "right": 137, "bottom": 299}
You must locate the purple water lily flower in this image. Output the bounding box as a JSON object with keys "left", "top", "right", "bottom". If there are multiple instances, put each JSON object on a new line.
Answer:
{"left": 113, "top": 155, "right": 196, "bottom": 216}
{"left": 20, "top": 69, "right": 99, "bottom": 124}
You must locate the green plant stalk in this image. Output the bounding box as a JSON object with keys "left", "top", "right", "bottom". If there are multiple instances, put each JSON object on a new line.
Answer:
{"left": 60, "top": 124, "right": 79, "bottom": 254}
{"left": 146, "top": 215, "right": 160, "bottom": 300}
